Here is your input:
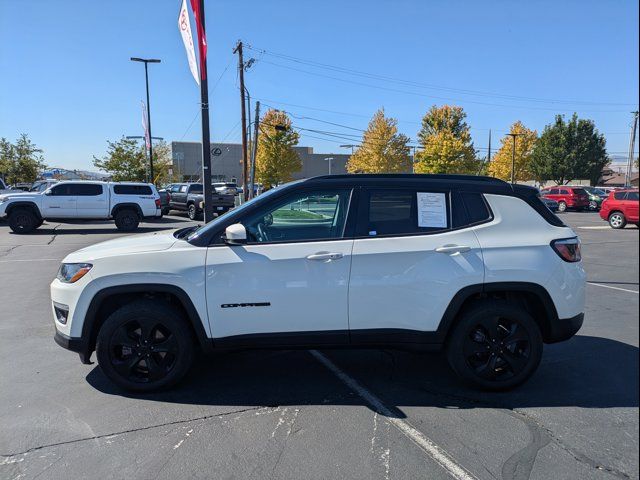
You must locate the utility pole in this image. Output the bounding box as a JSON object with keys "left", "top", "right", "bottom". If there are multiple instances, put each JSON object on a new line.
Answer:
{"left": 249, "top": 101, "right": 260, "bottom": 199}
{"left": 506, "top": 132, "right": 523, "bottom": 184}
{"left": 130, "top": 57, "right": 160, "bottom": 183}
{"left": 626, "top": 111, "right": 639, "bottom": 187}
{"left": 233, "top": 40, "right": 249, "bottom": 201}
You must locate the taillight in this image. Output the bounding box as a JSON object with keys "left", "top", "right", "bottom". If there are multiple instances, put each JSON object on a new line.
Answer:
{"left": 551, "top": 238, "right": 581, "bottom": 263}
{"left": 155, "top": 198, "right": 161, "bottom": 208}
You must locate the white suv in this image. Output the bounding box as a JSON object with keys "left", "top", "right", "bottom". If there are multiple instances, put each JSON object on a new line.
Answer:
{"left": 0, "top": 181, "right": 161, "bottom": 233}
{"left": 51, "top": 175, "right": 585, "bottom": 392}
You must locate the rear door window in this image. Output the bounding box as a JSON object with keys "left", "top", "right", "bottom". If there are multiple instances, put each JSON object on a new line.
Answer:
{"left": 358, "top": 189, "right": 450, "bottom": 237}
{"left": 614, "top": 192, "right": 627, "bottom": 200}
{"left": 572, "top": 188, "right": 587, "bottom": 196}
{"left": 549, "top": 188, "right": 559, "bottom": 194}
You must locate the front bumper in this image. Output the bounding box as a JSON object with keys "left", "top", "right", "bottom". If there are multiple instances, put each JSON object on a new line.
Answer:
{"left": 546, "top": 313, "right": 584, "bottom": 343}
{"left": 54, "top": 330, "right": 93, "bottom": 364}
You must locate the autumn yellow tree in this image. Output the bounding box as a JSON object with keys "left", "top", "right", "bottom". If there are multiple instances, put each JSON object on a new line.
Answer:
{"left": 414, "top": 105, "right": 479, "bottom": 174}
{"left": 488, "top": 121, "right": 538, "bottom": 182}
{"left": 255, "top": 109, "right": 301, "bottom": 188}
{"left": 346, "top": 109, "right": 411, "bottom": 173}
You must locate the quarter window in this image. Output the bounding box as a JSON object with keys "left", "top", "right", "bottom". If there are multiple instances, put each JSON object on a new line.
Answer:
{"left": 626, "top": 192, "right": 638, "bottom": 201}
{"left": 188, "top": 184, "right": 203, "bottom": 194}
{"left": 460, "top": 192, "right": 492, "bottom": 224}
{"left": 241, "top": 189, "right": 351, "bottom": 243}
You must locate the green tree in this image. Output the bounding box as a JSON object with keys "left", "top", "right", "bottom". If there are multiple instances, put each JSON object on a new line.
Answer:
{"left": 255, "top": 109, "right": 302, "bottom": 188}
{"left": 488, "top": 122, "right": 538, "bottom": 182}
{"left": 346, "top": 109, "right": 411, "bottom": 173}
{"left": 530, "top": 114, "right": 609, "bottom": 185}
{"left": 93, "top": 138, "right": 172, "bottom": 184}
{"left": 414, "top": 105, "right": 480, "bottom": 174}
{"left": 0, "top": 134, "right": 46, "bottom": 184}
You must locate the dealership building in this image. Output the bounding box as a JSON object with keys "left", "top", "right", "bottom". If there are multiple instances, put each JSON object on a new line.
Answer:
{"left": 170, "top": 141, "right": 352, "bottom": 182}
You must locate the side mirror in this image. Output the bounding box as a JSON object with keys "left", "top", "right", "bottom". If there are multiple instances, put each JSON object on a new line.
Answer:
{"left": 224, "top": 223, "right": 247, "bottom": 245}
{"left": 44, "top": 190, "right": 52, "bottom": 195}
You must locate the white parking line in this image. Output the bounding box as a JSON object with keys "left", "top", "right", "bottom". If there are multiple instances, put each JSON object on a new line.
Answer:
{"left": 587, "top": 282, "right": 639, "bottom": 294}
{"left": 578, "top": 226, "right": 612, "bottom": 230}
{"left": 0, "top": 258, "right": 60, "bottom": 263}
{"left": 310, "top": 350, "right": 476, "bottom": 480}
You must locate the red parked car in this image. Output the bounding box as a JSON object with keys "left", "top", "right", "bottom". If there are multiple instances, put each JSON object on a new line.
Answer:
{"left": 599, "top": 189, "right": 640, "bottom": 229}
{"left": 540, "top": 186, "right": 590, "bottom": 212}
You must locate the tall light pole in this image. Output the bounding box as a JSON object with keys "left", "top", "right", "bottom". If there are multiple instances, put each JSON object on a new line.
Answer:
{"left": 324, "top": 157, "right": 334, "bottom": 175}
{"left": 130, "top": 57, "right": 161, "bottom": 183}
{"left": 506, "top": 132, "right": 523, "bottom": 184}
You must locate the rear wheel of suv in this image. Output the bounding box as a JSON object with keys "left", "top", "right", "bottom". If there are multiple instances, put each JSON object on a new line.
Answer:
{"left": 446, "top": 301, "right": 543, "bottom": 391}
{"left": 114, "top": 209, "right": 140, "bottom": 232}
{"left": 557, "top": 201, "right": 567, "bottom": 213}
{"left": 8, "top": 208, "right": 39, "bottom": 234}
{"left": 608, "top": 212, "right": 626, "bottom": 229}
{"left": 96, "top": 300, "right": 195, "bottom": 392}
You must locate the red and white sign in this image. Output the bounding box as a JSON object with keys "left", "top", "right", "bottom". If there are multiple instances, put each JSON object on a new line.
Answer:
{"left": 178, "top": 0, "right": 200, "bottom": 85}
{"left": 190, "top": 0, "right": 207, "bottom": 80}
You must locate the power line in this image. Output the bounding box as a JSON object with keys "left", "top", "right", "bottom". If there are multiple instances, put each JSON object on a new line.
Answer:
{"left": 246, "top": 44, "right": 637, "bottom": 108}
{"left": 258, "top": 59, "right": 630, "bottom": 113}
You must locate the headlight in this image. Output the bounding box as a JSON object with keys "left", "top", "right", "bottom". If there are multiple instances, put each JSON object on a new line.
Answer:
{"left": 57, "top": 263, "right": 93, "bottom": 283}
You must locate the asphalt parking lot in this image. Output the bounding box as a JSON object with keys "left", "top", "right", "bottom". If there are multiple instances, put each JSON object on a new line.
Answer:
{"left": 0, "top": 212, "right": 638, "bottom": 480}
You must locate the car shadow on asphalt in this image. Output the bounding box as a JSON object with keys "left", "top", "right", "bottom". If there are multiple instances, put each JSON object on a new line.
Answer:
{"left": 0, "top": 218, "right": 193, "bottom": 236}
{"left": 85, "top": 335, "right": 638, "bottom": 418}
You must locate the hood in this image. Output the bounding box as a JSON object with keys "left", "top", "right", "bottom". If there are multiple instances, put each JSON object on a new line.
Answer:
{"left": 0, "top": 191, "right": 42, "bottom": 201}
{"left": 64, "top": 230, "right": 178, "bottom": 262}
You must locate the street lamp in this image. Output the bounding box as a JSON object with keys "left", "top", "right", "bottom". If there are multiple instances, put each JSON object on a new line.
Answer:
{"left": 505, "top": 133, "right": 523, "bottom": 184}
{"left": 340, "top": 144, "right": 357, "bottom": 154}
{"left": 324, "top": 157, "right": 334, "bottom": 175}
{"left": 130, "top": 57, "right": 161, "bottom": 183}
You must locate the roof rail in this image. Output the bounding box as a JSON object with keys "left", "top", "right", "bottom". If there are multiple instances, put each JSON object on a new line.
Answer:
{"left": 311, "top": 173, "right": 509, "bottom": 185}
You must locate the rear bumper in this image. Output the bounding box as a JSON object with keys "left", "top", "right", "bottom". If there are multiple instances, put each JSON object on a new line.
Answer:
{"left": 54, "top": 330, "right": 92, "bottom": 364}
{"left": 546, "top": 313, "right": 584, "bottom": 343}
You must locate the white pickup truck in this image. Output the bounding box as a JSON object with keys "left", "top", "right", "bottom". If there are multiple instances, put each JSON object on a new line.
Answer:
{"left": 0, "top": 181, "right": 161, "bottom": 233}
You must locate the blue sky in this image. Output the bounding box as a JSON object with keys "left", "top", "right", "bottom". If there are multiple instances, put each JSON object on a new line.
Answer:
{"left": 0, "top": 0, "right": 638, "bottom": 171}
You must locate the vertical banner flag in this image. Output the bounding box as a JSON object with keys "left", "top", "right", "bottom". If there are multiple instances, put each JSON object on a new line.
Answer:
{"left": 189, "top": 0, "right": 207, "bottom": 80}
{"left": 178, "top": 0, "right": 200, "bottom": 85}
{"left": 141, "top": 101, "right": 150, "bottom": 150}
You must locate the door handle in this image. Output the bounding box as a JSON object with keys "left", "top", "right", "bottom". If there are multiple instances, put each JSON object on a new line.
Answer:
{"left": 306, "top": 252, "right": 344, "bottom": 261}
{"left": 435, "top": 245, "right": 471, "bottom": 254}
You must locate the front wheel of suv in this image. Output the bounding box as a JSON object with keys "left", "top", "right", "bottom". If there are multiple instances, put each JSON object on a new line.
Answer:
{"left": 187, "top": 204, "right": 201, "bottom": 220}
{"left": 446, "top": 301, "right": 543, "bottom": 391}
{"left": 96, "top": 300, "right": 195, "bottom": 392}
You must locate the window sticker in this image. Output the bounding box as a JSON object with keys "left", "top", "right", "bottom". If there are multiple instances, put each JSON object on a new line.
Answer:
{"left": 417, "top": 192, "right": 447, "bottom": 228}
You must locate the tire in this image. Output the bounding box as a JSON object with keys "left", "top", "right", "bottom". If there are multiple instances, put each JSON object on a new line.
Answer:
{"left": 8, "top": 208, "right": 39, "bottom": 234}
{"left": 96, "top": 300, "right": 195, "bottom": 392}
{"left": 608, "top": 211, "right": 627, "bottom": 229}
{"left": 446, "top": 301, "right": 543, "bottom": 391}
{"left": 161, "top": 207, "right": 171, "bottom": 216}
{"left": 588, "top": 200, "right": 598, "bottom": 211}
{"left": 114, "top": 209, "right": 140, "bottom": 232}
{"left": 557, "top": 201, "right": 567, "bottom": 213}
{"left": 187, "top": 204, "right": 201, "bottom": 221}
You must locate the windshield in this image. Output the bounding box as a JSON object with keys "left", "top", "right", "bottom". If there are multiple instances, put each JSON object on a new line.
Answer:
{"left": 185, "top": 182, "right": 300, "bottom": 242}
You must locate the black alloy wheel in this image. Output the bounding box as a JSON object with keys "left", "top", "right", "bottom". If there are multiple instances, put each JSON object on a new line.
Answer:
{"left": 108, "top": 319, "right": 179, "bottom": 383}
{"left": 462, "top": 316, "right": 531, "bottom": 382}
{"left": 96, "top": 300, "right": 194, "bottom": 392}
{"left": 447, "top": 301, "right": 543, "bottom": 390}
